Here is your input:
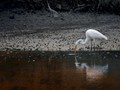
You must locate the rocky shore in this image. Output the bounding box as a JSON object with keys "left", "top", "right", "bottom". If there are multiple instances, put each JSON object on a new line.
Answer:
{"left": 0, "top": 10, "right": 120, "bottom": 51}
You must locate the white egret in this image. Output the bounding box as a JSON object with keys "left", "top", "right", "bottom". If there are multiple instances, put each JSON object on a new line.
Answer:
{"left": 74, "top": 29, "right": 108, "bottom": 53}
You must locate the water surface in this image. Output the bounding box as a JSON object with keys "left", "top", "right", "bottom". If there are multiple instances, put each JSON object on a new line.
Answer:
{"left": 0, "top": 51, "right": 120, "bottom": 90}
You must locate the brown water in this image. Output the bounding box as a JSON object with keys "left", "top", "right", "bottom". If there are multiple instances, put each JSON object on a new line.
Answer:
{"left": 0, "top": 51, "right": 120, "bottom": 90}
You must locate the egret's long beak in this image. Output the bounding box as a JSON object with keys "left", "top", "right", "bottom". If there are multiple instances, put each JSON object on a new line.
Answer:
{"left": 74, "top": 45, "right": 77, "bottom": 54}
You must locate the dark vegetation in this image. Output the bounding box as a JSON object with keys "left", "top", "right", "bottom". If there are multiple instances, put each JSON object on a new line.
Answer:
{"left": 0, "top": 0, "right": 120, "bottom": 14}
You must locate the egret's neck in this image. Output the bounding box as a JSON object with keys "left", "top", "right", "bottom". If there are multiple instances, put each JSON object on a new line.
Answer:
{"left": 83, "top": 38, "right": 89, "bottom": 44}
{"left": 75, "top": 38, "right": 89, "bottom": 45}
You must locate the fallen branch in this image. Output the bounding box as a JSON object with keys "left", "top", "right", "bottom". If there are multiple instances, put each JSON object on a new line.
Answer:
{"left": 47, "top": 0, "right": 59, "bottom": 18}
{"left": 74, "top": 4, "right": 91, "bottom": 12}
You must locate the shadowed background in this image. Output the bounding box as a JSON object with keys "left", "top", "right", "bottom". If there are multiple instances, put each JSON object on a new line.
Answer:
{"left": 0, "top": 0, "right": 120, "bottom": 14}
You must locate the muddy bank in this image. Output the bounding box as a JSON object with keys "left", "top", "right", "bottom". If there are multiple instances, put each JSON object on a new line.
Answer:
{"left": 0, "top": 11, "right": 120, "bottom": 51}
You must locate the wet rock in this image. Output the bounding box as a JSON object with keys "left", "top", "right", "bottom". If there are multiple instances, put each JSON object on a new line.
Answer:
{"left": 12, "top": 9, "right": 25, "bottom": 15}
{"left": 9, "top": 15, "right": 15, "bottom": 19}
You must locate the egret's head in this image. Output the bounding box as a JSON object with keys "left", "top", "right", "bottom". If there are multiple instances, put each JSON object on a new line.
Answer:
{"left": 74, "top": 45, "right": 77, "bottom": 54}
{"left": 74, "top": 39, "right": 84, "bottom": 54}
{"left": 74, "top": 40, "right": 79, "bottom": 54}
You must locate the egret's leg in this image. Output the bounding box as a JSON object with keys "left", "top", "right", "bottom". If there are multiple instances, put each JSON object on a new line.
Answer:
{"left": 93, "top": 39, "right": 96, "bottom": 51}
{"left": 91, "top": 40, "right": 93, "bottom": 51}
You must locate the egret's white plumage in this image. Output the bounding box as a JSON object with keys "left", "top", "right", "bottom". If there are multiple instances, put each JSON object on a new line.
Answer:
{"left": 74, "top": 29, "right": 108, "bottom": 53}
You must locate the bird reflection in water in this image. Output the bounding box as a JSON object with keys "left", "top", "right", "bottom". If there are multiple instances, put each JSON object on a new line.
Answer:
{"left": 74, "top": 55, "right": 108, "bottom": 83}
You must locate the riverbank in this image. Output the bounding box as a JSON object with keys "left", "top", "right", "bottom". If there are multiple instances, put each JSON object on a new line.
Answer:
{"left": 0, "top": 10, "right": 120, "bottom": 51}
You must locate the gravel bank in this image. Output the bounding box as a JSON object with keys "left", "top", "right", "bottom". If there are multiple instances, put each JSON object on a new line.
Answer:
{"left": 0, "top": 10, "right": 120, "bottom": 51}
